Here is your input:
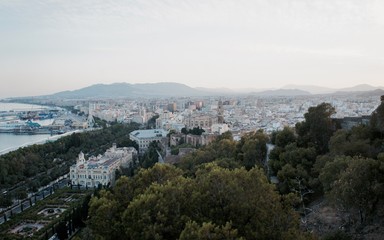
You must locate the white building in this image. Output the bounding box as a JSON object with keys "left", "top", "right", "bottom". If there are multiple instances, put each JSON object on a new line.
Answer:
{"left": 70, "top": 144, "right": 137, "bottom": 188}
{"left": 129, "top": 129, "right": 168, "bottom": 154}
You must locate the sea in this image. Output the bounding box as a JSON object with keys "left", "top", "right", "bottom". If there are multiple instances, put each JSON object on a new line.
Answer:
{"left": 0, "top": 102, "right": 54, "bottom": 155}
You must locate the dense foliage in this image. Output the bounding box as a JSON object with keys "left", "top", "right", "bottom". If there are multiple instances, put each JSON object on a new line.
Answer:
{"left": 181, "top": 127, "right": 205, "bottom": 135}
{"left": 269, "top": 101, "right": 384, "bottom": 228}
{"left": 176, "top": 130, "right": 268, "bottom": 175}
{"left": 85, "top": 100, "right": 384, "bottom": 238}
{"left": 85, "top": 130, "right": 317, "bottom": 239}
{"left": 88, "top": 164, "right": 311, "bottom": 240}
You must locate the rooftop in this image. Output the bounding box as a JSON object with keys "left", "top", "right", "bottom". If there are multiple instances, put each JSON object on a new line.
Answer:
{"left": 71, "top": 145, "right": 136, "bottom": 170}
{"left": 130, "top": 129, "right": 168, "bottom": 139}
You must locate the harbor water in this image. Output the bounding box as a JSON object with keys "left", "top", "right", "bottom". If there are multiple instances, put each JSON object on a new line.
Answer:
{"left": 0, "top": 134, "right": 53, "bottom": 155}
{"left": 0, "top": 102, "right": 55, "bottom": 155}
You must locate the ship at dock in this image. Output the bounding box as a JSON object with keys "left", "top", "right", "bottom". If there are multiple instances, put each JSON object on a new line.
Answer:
{"left": 0, "top": 102, "right": 95, "bottom": 135}
{"left": 0, "top": 119, "right": 53, "bottom": 134}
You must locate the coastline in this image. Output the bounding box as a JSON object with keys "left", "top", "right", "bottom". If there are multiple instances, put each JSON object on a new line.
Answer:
{"left": 0, "top": 130, "right": 82, "bottom": 156}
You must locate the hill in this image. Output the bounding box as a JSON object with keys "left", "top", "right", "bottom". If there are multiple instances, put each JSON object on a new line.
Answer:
{"left": 358, "top": 89, "right": 384, "bottom": 97}
{"left": 281, "top": 84, "right": 335, "bottom": 94}
{"left": 338, "top": 84, "right": 383, "bottom": 92}
{"left": 6, "top": 82, "right": 384, "bottom": 100}
{"left": 51, "top": 82, "right": 210, "bottom": 99}
{"left": 281, "top": 84, "right": 384, "bottom": 94}
{"left": 251, "top": 88, "right": 311, "bottom": 96}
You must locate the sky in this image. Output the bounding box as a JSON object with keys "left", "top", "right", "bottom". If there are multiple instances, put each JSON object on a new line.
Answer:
{"left": 1, "top": 0, "right": 384, "bottom": 98}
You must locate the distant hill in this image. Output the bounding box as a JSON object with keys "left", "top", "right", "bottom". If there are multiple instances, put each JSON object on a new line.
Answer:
{"left": 357, "top": 89, "right": 384, "bottom": 97}
{"left": 251, "top": 89, "right": 311, "bottom": 96}
{"left": 8, "top": 82, "right": 384, "bottom": 100}
{"left": 195, "top": 87, "right": 235, "bottom": 93}
{"left": 281, "top": 84, "right": 335, "bottom": 94}
{"left": 281, "top": 84, "right": 384, "bottom": 94}
{"left": 51, "top": 82, "right": 211, "bottom": 99}
{"left": 338, "top": 84, "right": 384, "bottom": 92}
{"left": 45, "top": 84, "right": 312, "bottom": 99}
{"left": 52, "top": 83, "right": 137, "bottom": 99}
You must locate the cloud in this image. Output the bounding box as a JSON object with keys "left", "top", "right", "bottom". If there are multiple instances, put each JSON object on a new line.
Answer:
{"left": 1, "top": 0, "right": 384, "bottom": 97}
{"left": 2, "top": 0, "right": 383, "bottom": 34}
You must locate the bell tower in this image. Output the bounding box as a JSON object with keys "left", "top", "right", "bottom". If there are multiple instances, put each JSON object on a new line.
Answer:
{"left": 218, "top": 100, "right": 224, "bottom": 124}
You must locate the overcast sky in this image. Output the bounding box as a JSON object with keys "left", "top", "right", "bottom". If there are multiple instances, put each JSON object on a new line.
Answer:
{"left": 1, "top": 0, "right": 384, "bottom": 97}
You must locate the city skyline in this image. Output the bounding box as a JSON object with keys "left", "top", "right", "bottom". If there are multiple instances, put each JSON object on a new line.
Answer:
{"left": 1, "top": 0, "right": 384, "bottom": 98}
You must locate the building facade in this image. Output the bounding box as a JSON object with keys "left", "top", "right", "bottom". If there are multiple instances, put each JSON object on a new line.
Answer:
{"left": 183, "top": 113, "right": 218, "bottom": 130}
{"left": 185, "top": 134, "right": 217, "bottom": 147}
{"left": 69, "top": 144, "right": 137, "bottom": 188}
{"left": 129, "top": 129, "right": 169, "bottom": 154}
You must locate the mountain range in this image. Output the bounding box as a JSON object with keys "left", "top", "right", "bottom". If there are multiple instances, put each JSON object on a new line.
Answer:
{"left": 281, "top": 84, "right": 384, "bottom": 94}
{"left": 7, "top": 82, "right": 384, "bottom": 100}
{"left": 51, "top": 83, "right": 316, "bottom": 99}
{"left": 51, "top": 82, "right": 208, "bottom": 99}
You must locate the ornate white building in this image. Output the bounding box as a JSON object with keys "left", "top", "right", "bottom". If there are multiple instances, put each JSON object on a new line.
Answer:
{"left": 69, "top": 144, "right": 137, "bottom": 188}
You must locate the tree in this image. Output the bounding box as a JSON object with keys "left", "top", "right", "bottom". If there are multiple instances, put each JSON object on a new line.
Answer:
{"left": 15, "top": 187, "right": 28, "bottom": 201}
{"left": 140, "top": 141, "right": 162, "bottom": 169}
{"left": 192, "top": 164, "right": 305, "bottom": 239}
{"left": 370, "top": 100, "right": 384, "bottom": 137}
{"left": 192, "top": 127, "right": 205, "bottom": 135}
{"left": 271, "top": 142, "right": 318, "bottom": 195}
{"left": 147, "top": 114, "right": 159, "bottom": 129}
{"left": 88, "top": 191, "right": 123, "bottom": 240}
{"left": 88, "top": 163, "right": 311, "bottom": 240}
{"left": 122, "top": 177, "right": 194, "bottom": 240}
{"left": 131, "top": 163, "right": 184, "bottom": 196}
{"left": 179, "top": 221, "right": 241, "bottom": 240}
{"left": 0, "top": 194, "right": 13, "bottom": 208}
{"left": 215, "top": 139, "right": 237, "bottom": 159}
{"left": 56, "top": 221, "right": 68, "bottom": 240}
{"left": 329, "top": 128, "right": 373, "bottom": 158}
{"left": 275, "top": 127, "right": 297, "bottom": 148}
{"left": 181, "top": 127, "right": 188, "bottom": 135}
{"left": 324, "top": 156, "right": 384, "bottom": 223}
{"left": 296, "top": 103, "right": 336, "bottom": 154}
{"left": 236, "top": 130, "right": 268, "bottom": 170}
{"left": 88, "top": 164, "right": 184, "bottom": 239}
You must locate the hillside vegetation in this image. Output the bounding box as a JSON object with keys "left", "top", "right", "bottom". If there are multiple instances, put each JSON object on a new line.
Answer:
{"left": 85, "top": 101, "right": 384, "bottom": 239}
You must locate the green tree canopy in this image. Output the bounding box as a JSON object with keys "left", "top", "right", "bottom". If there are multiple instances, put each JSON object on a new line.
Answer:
{"left": 236, "top": 130, "right": 269, "bottom": 170}
{"left": 275, "top": 126, "right": 297, "bottom": 148}
{"left": 88, "top": 163, "right": 311, "bottom": 240}
{"left": 329, "top": 128, "right": 374, "bottom": 158}
{"left": 179, "top": 221, "right": 241, "bottom": 240}
{"left": 296, "top": 102, "right": 336, "bottom": 154}
{"left": 321, "top": 156, "right": 384, "bottom": 223}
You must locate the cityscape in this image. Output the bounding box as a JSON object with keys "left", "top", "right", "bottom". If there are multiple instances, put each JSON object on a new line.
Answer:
{"left": 1, "top": 82, "right": 384, "bottom": 239}
{"left": 1, "top": 0, "right": 384, "bottom": 239}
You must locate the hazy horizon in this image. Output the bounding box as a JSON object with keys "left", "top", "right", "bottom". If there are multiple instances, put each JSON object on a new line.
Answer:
{"left": 1, "top": 0, "right": 384, "bottom": 98}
